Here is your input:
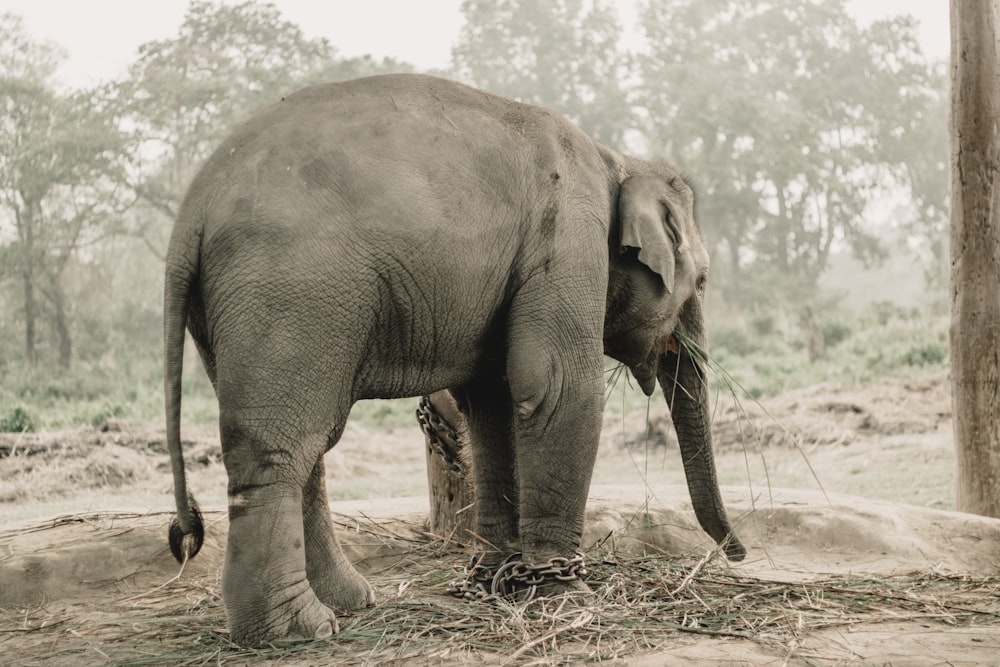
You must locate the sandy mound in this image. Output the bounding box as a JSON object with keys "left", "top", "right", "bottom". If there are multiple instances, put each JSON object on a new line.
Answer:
{"left": 2, "top": 485, "right": 998, "bottom": 665}
{"left": 605, "top": 375, "right": 951, "bottom": 452}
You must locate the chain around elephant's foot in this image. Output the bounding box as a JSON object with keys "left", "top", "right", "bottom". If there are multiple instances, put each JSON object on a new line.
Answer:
{"left": 446, "top": 553, "right": 498, "bottom": 601}
{"left": 447, "top": 552, "right": 590, "bottom": 603}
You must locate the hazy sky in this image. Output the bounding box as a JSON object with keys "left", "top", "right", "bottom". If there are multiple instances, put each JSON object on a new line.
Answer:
{"left": 4, "top": 0, "right": 949, "bottom": 90}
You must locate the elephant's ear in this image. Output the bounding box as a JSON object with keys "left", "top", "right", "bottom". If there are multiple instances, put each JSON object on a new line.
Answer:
{"left": 618, "top": 176, "right": 685, "bottom": 294}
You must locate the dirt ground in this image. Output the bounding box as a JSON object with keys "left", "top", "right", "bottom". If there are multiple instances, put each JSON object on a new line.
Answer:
{"left": 1, "top": 374, "right": 999, "bottom": 665}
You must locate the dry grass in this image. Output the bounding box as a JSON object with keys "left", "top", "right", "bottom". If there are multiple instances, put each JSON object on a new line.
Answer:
{"left": 3, "top": 516, "right": 998, "bottom": 667}
{"left": 0, "top": 438, "right": 154, "bottom": 503}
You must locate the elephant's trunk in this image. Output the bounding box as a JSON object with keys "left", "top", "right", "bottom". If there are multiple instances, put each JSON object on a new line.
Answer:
{"left": 659, "top": 304, "right": 746, "bottom": 561}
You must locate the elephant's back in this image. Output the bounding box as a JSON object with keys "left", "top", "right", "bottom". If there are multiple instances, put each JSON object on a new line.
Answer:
{"left": 182, "top": 74, "right": 603, "bottom": 278}
{"left": 209, "top": 73, "right": 543, "bottom": 177}
{"left": 184, "top": 76, "right": 534, "bottom": 240}
{"left": 277, "top": 73, "right": 516, "bottom": 122}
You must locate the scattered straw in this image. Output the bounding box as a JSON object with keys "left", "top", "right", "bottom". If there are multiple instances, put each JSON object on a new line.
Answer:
{"left": 3, "top": 539, "right": 998, "bottom": 666}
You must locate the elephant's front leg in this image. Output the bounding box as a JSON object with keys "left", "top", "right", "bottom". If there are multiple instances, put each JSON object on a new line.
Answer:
{"left": 302, "top": 455, "right": 375, "bottom": 611}
{"left": 456, "top": 380, "right": 520, "bottom": 568}
{"left": 221, "top": 420, "right": 339, "bottom": 645}
{"left": 504, "top": 306, "right": 605, "bottom": 595}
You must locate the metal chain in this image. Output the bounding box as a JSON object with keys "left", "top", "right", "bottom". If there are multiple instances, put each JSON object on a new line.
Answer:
{"left": 416, "top": 395, "right": 466, "bottom": 476}
{"left": 446, "top": 554, "right": 497, "bottom": 601}
{"left": 447, "top": 552, "right": 587, "bottom": 602}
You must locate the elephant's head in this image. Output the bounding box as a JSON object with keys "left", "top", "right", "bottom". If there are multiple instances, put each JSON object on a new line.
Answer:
{"left": 604, "top": 169, "right": 746, "bottom": 561}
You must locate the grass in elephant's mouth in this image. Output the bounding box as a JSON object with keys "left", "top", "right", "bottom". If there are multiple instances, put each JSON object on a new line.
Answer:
{"left": 649, "top": 332, "right": 828, "bottom": 505}
{"left": 603, "top": 337, "right": 819, "bottom": 522}
{"left": 13, "top": 529, "right": 1000, "bottom": 666}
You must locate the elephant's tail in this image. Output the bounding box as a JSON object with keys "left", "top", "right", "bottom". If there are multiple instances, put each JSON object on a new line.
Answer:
{"left": 164, "top": 228, "right": 204, "bottom": 564}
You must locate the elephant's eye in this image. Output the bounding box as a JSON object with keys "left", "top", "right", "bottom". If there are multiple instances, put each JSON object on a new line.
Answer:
{"left": 696, "top": 274, "right": 707, "bottom": 294}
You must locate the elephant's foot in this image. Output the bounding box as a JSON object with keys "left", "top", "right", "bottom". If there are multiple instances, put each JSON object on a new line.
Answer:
{"left": 225, "top": 579, "right": 340, "bottom": 646}
{"left": 530, "top": 577, "right": 595, "bottom": 601}
{"left": 496, "top": 573, "right": 595, "bottom": 603}
{"left": 301, "top": 456, "right": 377, "bottom": 612}
{"left": 304, "top": 527, "right": 376, "bottom": 611}
{"left": 311, "top": 565, "right": 376, "bottom": 612}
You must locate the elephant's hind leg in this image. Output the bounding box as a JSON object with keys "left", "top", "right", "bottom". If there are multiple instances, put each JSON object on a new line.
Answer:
{"left": 303, "top": 455, "right": 375, "bottom": 611}
{"left": 220, "top": 416, "right": 340, "bottom": 645}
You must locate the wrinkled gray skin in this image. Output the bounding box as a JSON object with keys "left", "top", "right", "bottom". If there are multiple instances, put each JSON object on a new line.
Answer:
{"left": 164, "top": 73, "right": 745, "bottom": 647}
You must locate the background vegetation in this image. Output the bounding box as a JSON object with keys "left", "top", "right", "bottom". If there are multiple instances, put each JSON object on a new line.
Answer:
{"left": 0, "top": 0, "right": 949, "bottom": 432}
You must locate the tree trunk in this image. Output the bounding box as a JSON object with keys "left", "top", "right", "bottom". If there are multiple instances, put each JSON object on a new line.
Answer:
{"left": 949, "top": 0, "right": 1000, "bottom": 517}
{"left": 775, "top": 182, "right": 790, "bottom": 273}
{"left": 52, "top": 280, "right": 72, "bottom": 368}
{"left": 419, "top": 392, "right": 474, "bottom": 541}
{"left": 722, "top": 232, "right": 742, "bottom": 306}
{"left": 799, "top": 305, "right": 827, "bottom": 363}
{"left": 19, "top": 204, "right": 37, "bottom": 367}
{"left": 22, "top": 264, "right": 37, "bottom": 367}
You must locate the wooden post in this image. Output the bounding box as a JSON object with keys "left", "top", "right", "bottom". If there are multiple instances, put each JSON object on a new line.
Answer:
{"left": 950, "top": 0, "right": 1000, "bottom": 517}
{"left": 419, "top": 391, "right": 475, "bottom": 540}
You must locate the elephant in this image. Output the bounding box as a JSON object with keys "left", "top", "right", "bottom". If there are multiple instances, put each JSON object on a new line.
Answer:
{"left": 164, "top": 73, "right": 746, "bottom": 646}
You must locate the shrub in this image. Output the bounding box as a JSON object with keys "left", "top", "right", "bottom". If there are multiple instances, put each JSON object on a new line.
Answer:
{"left": 750, "top": 315, "right": 776, "bottom": 336}
{"left": 90, "top": 403, "right": 128, "bottom": 429}
{"left": 903, "top": 341, "right": 948, "bottom": 367}
{"left": 0, "top": 406, "right": 35, "bottom": 433}
{"left": 821, "top": 319, "right": 853, "bottom": 348}
{"left": 711, "top": 325, "right": 757, "bottom": 356}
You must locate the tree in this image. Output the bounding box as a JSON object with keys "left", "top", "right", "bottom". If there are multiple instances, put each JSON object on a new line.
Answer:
{"left": 0, "top": 5, "right": 415, "bottom": 373}
{"left": 117, "top": 1, "right": 336, "bottom": 257}
{"left": 452, "top": 0, "right": 631, "bottom": 145}
{"left": 0, "top": 14, "right": 127, "bottom": 367}
{"left": 949, "top": 0, "right": 1000, "bottom": 518}
{"left": 118, "top": 1, "right": 410, "bottom": 259}
{"left": 636, "top": 0, "right": 941, "bottom": 305}
{"left": 893, "top": 64, "right": 950, "bottom": 289}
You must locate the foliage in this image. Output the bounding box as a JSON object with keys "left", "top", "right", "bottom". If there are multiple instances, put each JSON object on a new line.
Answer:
{"left": 0, "top": 13, "right": 64, "bottom": 80}
{"left": 0, "top": 346, "right": 219, "bottom": 429}
{"left": 450, "top": 0, "right": 948, "bottom": 310}
{"left": 0, "top": 14, "right": 130, "bottom": 368}
{"left": 892, "top": 62, "right": 950, "bottom": 289}
{"left": 0, "top": 2, "right": 413, "bottom": 377}
{"left": 707, "top": 305, "right": 948, "bottom": 398}
{"left": 0, "top": 2, "right": 953, "bottom": 434}
{"left": 89, "top": 402, "right": 127, "bottom": 429}
{"left": 117, "top": 1, "right": 413, "bottom": 260}
{"left": 820, "top": 318, "right": 853, "bottom": 348}
{"left": 452, "top": 0, "right": 631, "bottom": 145}
{"left": 0, "top": 406, "right": 35, "bottom": 433}
{"left": 116, "top": 0, "right": 336, "bottom": 259}
{"left": 635, "top": 0, "right": 945, "bottom": 305}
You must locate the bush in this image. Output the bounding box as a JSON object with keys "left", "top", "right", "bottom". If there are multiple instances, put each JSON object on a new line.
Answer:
{"left": 903, "top": 341, "right": 948, "bottom": 367}
{"left": 821, "top": 319, "right": 853, "bottom": 348}
{"left": 90, "top": 403, "right": 128, "bottom": 429}
{"left": 0, "top": 406, "right": 35, "bottom": 433}
{"left": 750, "top": 315, "right": 776, "bottom": 336}
{"left": 841, "top": 317, "right": 948, "bottom": 379}
{"left": 869, "top": 301, "right": 919, "bottom": 326}
{"left": 702, "top": 303, "right": 949, "bottom": 400}
{"left": 711, "top": 325, "right": 757, "bottom": 356}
